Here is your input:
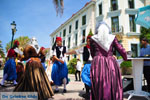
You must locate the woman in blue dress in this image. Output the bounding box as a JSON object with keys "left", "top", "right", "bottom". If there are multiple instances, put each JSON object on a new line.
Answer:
{"left": 51, "top": 37, "right": 69, "bottom": 93}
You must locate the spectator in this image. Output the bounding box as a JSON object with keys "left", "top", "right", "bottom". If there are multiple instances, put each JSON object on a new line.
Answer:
{"left": 140, "top": 38, "right": 150, "bottom": 92}
{"left": 75, "top": 59, "right": 82, "bottom": 81}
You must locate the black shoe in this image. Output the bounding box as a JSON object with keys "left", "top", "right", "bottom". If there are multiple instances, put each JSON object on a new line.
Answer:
{"left": 82, "top": 93, "right": 90, "bottom": 98}
{"left": 0, "top": 84, "right": 6, "bottom": 87}
{"left": 63, "top": 89, "right": 67, "bottom": 93}
{"left": 54, "top": 90, "right": 59, "bottom": 93}
{"left": 14, "top": 84, "right": 17, "bottom": 86}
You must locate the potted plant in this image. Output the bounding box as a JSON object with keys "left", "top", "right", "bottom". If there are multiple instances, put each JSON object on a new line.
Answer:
{"left": 120, "top": 61, "right": 132, "bottom": 75}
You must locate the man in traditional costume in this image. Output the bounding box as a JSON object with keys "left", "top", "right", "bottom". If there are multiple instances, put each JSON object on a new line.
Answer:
{"left": 51, "top": 37, "right": 69, "bottom": 93}
{"left": 0, "top": 40, "right": 22, "bottom": 86}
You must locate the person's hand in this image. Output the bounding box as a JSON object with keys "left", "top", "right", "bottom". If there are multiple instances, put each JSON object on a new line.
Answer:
{"left": 113, "top": 55, "right": 117, "bottom": 60}
{"left": 53, "top": 56, "right": 64, "bottom": 64}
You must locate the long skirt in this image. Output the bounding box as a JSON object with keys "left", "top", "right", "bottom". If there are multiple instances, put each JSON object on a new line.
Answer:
{"left": 51, "top": 61, "right": 68, "bottom": 86}
{"left": 14, "top": 60, "right": 54, "bottom": 100}
{"left": 90, "top": 56, "right": 123, "bottom": 100}
{"left": 81, "top": 62, "right": 91, "bottom": 87}
{"left": 4, "top": 59, "right": 17, "bottom": 81}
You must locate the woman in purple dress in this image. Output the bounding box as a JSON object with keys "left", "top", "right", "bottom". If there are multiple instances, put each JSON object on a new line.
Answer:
{"left": 90, "top": 22, "right": 127, "bottom": 100}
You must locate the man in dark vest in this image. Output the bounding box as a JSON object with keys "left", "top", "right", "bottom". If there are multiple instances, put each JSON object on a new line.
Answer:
{"left": 66, "top": 35, "right": 92, "bottom": 97}
{"left": 51, "top": 37, "right": 69, "bottom": 93}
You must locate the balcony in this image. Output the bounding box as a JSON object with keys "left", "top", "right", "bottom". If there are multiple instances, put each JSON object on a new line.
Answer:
{"left": 125, "top": 8, "right": 138, "bottom": 15}
{"left": 107, "top": 9, "right": 121, "bottom": 17}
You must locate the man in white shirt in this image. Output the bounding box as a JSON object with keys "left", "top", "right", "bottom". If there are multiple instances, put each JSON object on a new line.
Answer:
{"left": 75, "top": 59, "right": 82, "bottom": 81}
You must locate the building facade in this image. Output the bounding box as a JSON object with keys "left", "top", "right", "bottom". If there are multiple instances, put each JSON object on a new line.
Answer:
{"left": 50, "top": 0, "right": 145, "bottom": 62}
{"left": 95, "top": 0, "right": 145, "bottom": 57}
{"left": 50, "top": 1, "right": 96, "bottom": 63}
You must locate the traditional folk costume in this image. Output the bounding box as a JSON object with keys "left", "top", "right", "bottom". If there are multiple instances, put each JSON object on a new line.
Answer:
{"left": 90, "top": 22, "right": 127, "bottom": 100}
{"left": 38, "top": 47, "right": 47, "bottom": 70}
{"left": 75, "top": 35, "right": 92, "bottom": 94}
{"left": 14, "top": 45, "right": 54, "bottom": 100}
{"left": 51, "top": 37, "right": 69, "bottom": 93}
{"left": 16, "top": 61, "right": 24, "bottom": 82}
{"left": 0, "top": 40, "right": 22, "bottom": 86}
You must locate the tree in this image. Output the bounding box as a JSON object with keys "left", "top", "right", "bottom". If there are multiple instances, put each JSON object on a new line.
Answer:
{"left": 140, "top": 27, "right": 150, "bottom": 44}
{"left": 0, "top": 41, "right": 5, "bottom": 58}
{"left": 67, "top": 58, "right": 77, "bottom": 74}
{"left": 88, "top": 29, "right": 93, "bottom": 36}
{"left": 5, "top": 36, "right": 30, "bottom": 52}
{"left": 53, "top": 0, "right": 64, "bottom": 16}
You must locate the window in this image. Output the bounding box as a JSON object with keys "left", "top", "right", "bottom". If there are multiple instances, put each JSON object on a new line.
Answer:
{"left": 75, "top": 33, "right": 78, "bottom": 46}
{"left": 82, "top": 29, "right": 86, "bottom": 43}
{"left": 111, "top": 0, "right": 118, "bottom": 11}
{"left": 128, "top": 0, "right": 134, "bottom": 9}
{"left": 131, "top": 44, "right": 138, "bottom": 57}
{"left": 63, "top": 29, "right": 66, "bottom": 37}
{"left": 129, "top": 15, "right": 136, "bottom": 32}
{"left": 99, "top": 3, "right": 102, "bottom": 15}
{"left": 53, "top": 37, "right": 54, "bottom": 43}
{"left": 60, "top": 32, "right": 61, "bottom": 37}
{"left": 111, "top": 16, "right": 119, "bottom": 32}
{"left": 68, "top": 37, "right": 70, "bottom": 48}
{"left": 74, "top": 55, "right": 76, "bottom": 58}
{"left": 67, "top": 56, "right": 70, "bottom": 61}
{"left": 82, "top": 15, "right": 86, "bottom": 25}
{"left": 69, "top": 25, "right": 72, "bottom": 33}
{"left": 75, "top": 20, "right": 78, "bottom": 30}
{"left": 63, "top": 40, "right": 65, "bottom": 46}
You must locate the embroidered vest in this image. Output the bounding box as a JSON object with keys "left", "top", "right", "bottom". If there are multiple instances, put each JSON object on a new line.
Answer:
{"left": 83, "top": 46, "right": 90, "bottom": 62}
{"left": 56, "top": 46, "right": 66, "bottom": 58}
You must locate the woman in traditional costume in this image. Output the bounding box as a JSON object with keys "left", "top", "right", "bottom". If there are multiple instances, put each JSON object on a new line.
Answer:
{"left": 14, "top": 45, "right": 54, "bottom": 100}
{"left": 38, "top": 47, "right": 47, "bottom": 70}
{"left": 90, "top": 21, "right": 127, "bottom": 100}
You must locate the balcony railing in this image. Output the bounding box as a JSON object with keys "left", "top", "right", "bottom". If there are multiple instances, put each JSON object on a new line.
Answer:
{"left": 112, "top": 25, "right": 123, "bottom": 33}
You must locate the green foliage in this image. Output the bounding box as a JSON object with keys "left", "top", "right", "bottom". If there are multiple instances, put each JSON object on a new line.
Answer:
{"left": 140, "top": 27, "right": 150, "bottom": 44}
{"left": 68, "top": 66, "right": 76, "bottom": 74}
{"left": 120, "top": 61, "right": 132, "bottom": 68}
{"left": 88, "top": 29, "right": 93, "bottom": 36}
{"left": 117, "top": 56, "right": 123, "bottom": 59}
{"left": 5, "top": 36, "right": 30, "bottom": 52}
{"left": 0, "top": 41, "right": 5, "bottom": 58}
{"left": 67, "top": 58, "right": 77, "bottom": 74}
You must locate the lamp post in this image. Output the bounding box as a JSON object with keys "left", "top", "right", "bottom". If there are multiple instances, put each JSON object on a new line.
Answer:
{"left": 10, "top": 21, "right": 17, "bottom": 48}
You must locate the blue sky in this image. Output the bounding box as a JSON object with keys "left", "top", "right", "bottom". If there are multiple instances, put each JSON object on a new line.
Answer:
{"left": 0, "top": 0, "right": 90, "bottom": 53}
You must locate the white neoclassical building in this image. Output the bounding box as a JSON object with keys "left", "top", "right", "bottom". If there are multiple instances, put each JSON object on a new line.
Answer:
{"left": 50, "top": 0, "right": 146, "bottom": 62}
{"left": 50, "top": 1, "right": 96, "bottom": 62}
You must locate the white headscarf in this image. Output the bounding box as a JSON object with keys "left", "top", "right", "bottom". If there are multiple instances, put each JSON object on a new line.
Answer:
{"left": 29, "top": 37, "right": 40, "bottom": 53}
{"left": 91, "top": 21, "right": 115, "bottom": 52}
